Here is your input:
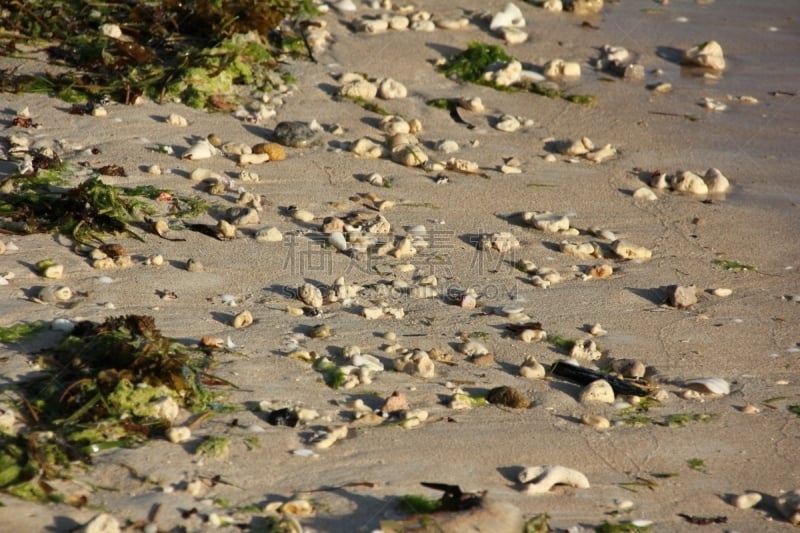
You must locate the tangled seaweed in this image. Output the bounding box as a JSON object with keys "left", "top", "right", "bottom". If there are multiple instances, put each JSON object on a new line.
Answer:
{"left": 0, "top": 0, "right": 318, "bottom": 108}
{"left": 0, "top": 315, "right": 227, "bottom": 502}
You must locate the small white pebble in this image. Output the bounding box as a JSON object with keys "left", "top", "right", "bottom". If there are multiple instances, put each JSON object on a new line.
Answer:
{"left": 96, "top": 275, "right": 114, "bottom": 284}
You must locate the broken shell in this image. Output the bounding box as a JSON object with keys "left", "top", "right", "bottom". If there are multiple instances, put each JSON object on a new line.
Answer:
{"left": 166, "top": 426, "right": 192, "bottom": 444}
{"left": 280, "top": 499, "right": 314, "bottom": 517}
{"left": 394, "top": 350, "right": 435, "bottom": 378}
{"left": 523, "top": 211, "right": 570, "bottom": 233}
{"left": 585, "top": 144, "right": 616, "bottom": 163}
{"left": 256, "top": 227, "right": 283, "bottom": 242}
{"left": 518, "top": 465, "right": 590, "bottom": 494}
{"left": 182, "top": 138, "right": 218, "bottom": 160}
{"left": 340, "top": 79, "right": 378, "bottom": 100}
{"left": 37, "top": 285, "right": 72, "bottom": 303}
{"left": 683, "top": 40, "right": 726, "bottom": 71}
{"left": 378, "top": 78, "right": 408, "bottom": 99}
{"left": 490, "top": 2, "right": 526, "bottom": 32}
{"left": 231, "top": 310, "right": 254, "bottom": 329}
{"left": 152, "top": 396, "right": 179, "bottom": 423}
{"left": 632, "top": 187, "right": 658, "bottom": 201}
{"left": 683, "top": 377, "right": 730, "bottom": 396}
{"left": 495, "top": 114, "right": 521, "bottom": 132}
{"left": 581, "top": 414, "right": 610, "bottom": 430}
{"left": 671, "top": 170, "right": 708, "bottom": 195}
{"left": 391, "top": 143, "right": 429, "bottom": 167}
{"left": 481, "top": 232, "right": 520, "bottom": 253}
{"left": 299, "top": 283, "right": 323, "bottom": 308}
{"left": 519, "top": 355, "right": 546, "bottom": 378}
{"left": 314, "top": 425, "right": 348, "bottom": 449}
{"left": 239, "top": 153, "right": 271, "bottom": 166}
{"left": 291, "top": 209, "right": 315, "bottom": 223}
{"left": 382, "top": 391, "right": 409, "bottom": 413}
{"left": 704, "top": 167, "right": 730, "bottom": 193}
{"left": 460, "top": 340, "right": 489, "bottom": 356}
{"left": 166, "top": 113, "right": 188, "bottom": 127}
{"left": 611, "top": 240, "right": 652, "bottom": 260}
{"left": 732, "top": 492, "right": 762, "bottom": 510}
{"left": 519, "top": 329, "right": 546, "bottom": 343}
{"left": 579, "top": 379, "right": 615, "bottom": 404}
{"left": 41, "top": 262, "right": 64, "bottom": 279}
{"left": 570, "top": 339, "right": 601, "bottom": 361}
{"left": 328, "top": 231, "right": 348, "bottom": 252}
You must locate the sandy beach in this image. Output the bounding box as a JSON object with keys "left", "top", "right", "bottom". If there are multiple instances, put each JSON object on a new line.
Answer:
{"left": 1, "top": 0, "right": 799, "bottom": 531}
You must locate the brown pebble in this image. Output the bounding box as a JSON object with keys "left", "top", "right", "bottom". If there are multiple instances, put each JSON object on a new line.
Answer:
{"left": 487, "top": 386, "right": 530, "bottom": 409}
{"left": 382, "top": 391, "right": 409, "bottom": 413}
{"left": 471, "top": 353, "right": 495, "bottom": 366}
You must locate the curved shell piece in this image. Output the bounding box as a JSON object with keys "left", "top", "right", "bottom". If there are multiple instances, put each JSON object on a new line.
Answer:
{"left": 518, "top": 465, "right": 590, "bottom": 494}
{"left": 683, "top": 377, "right": 730, "bottom": 396}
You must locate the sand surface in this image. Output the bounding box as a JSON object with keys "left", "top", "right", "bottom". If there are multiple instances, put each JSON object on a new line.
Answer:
{"left": 1, "top": 1, "right": 799, "bottom": 531}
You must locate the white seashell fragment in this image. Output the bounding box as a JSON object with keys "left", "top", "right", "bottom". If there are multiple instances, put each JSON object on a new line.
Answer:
{"left": 166, "top": 426, "right": 192, "bottom": 444}
{"left": 632, "top": 187, "right": 658, "bottom": 201}
{"left": 394, "top": 350, "right": 435, "bottom": 378}
{"left": 704, "top": 167, "right": 730, "bottom": 193}
{"left": 519, "top": 465, "right": 590, "bottom": 494}
{"left": 519, "top": 329, "right": 547, "bottom": 343}
{"left": 378, "top": 78, "right": 407, "bottom": 100}
{"left": 581, "top": 414, "right": 610, "bottom": 430}
{"left": 350, "top": 137, "right": 387, "bottom": 158}
{"left": 291, "top": 209, "right": 315, "bottom": 222}
{"left": 481, "top": 232, "right": 520, "bottom": 253}
{"left": 340, "top": 79, "right": 378, "bottom": 100}
{"left": 611, "top": 239, "right": 652, "bottom": 260}
{"left": 571, "top": 339, "right": 601, "bottom": 361}
{"left": 238, "top": 153, "right": 271, "bottom": 166}
{"left": 231, "top": 310, "right": 253, "bottom": 329}
{"left": 435, "top": 17, "right": 471, "bottom": 30}
{"left": 391, "top": 144, "right": 428, "bottom": 167}
{"left": 683, "top": 40, "right": 726, "bottom": 71}
{"left": 459, "top": 97, "right": 484, "bottom": 113}
{"left": 585, "top": 144, "right": 616, "bottom": 163}
{"left": 732, "top": 492, "right": 762, "bottom": 509}
{"left": 543, "top": 59, "right": 581, "bottom": 79}
{"left": 182, "top": 139, "right": 217, "bottom": 160}
{"left": 502, "top": 27, "right": 529, "bottom": 45}
{"left": 495, "top": 114, "right": 521, "bottom": 132}
{"left": 328, "top": 231, "right": 348, "bottom": 252}
{"left": 519, "top": 355, "right": 546, "bottom": 378}
{"left": 490, "top": 3, "right": 526, "bottom": 32}
{"left": 684, "top": 377, "right": 730, "bottom": 396}
{"left": 151, "top": 396, "right": 179, "bottom": 423}
{"left": 256, "top": 227, "right": 283, "bottom": 242}
{"left": 51, "top": 318, "right": 76, "bottom": 332}
{"left": 523, "top": 211, "right": 570, "bottom": 233}
{"left": 165, "top": 113, "right": 188, "bottom": 127}
{"left": 579, "top": 379, "right": 615, "bottom": 404}
{"left": 672, "top": 170, "right": 708, "bottom": 194}
{"left": 299, "top": 283, "right": 323, "bottom": 308}
{"left": 711, "top": 287, "right": 733, "bottom": 297}
{"left": 356, "top": 18, "right": 389, "bottom": 33}
{"left": 460, "top": 341, "right": 489, "bottom": 356}
{"left": 100, "top": 23, "right": 123, "bottom": 38}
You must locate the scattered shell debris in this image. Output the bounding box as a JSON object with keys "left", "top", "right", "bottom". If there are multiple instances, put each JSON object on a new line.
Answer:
{"left": 518, "top": 465, "right": 591, "bottom": 494}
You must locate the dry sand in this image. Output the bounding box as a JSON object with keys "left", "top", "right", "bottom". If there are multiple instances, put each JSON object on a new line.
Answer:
{"left": 1, "top": 0, "right": 799, "bottom": 531}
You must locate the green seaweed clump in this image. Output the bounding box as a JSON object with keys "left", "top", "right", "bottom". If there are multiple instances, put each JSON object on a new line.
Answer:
{"left": 0, "top": 0, "right": 318, "bottom": 108}
{"left": 437, "top": 41, "right": 514, "bottom": 89}
{"left": 1, "top": 315, "right": 224, "bottom": 502}
{"left": 0, "top": 322, "right": 45, "bottom": 344}
{"left": 713, "top": 259, "right": 757, "bottom": 272}
{"left": 398, "top": 494, "right": 443, "bottom": 514}
{"left": 0, "top": 166, "right": 209, "bottom": 246}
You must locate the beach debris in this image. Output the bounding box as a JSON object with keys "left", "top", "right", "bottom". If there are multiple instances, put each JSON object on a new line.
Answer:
{"left": 394, "top": 350, "right": 435, "bottom": 378}
{"left": 710, "top": 287, "right": 733, "bottom": 297}
{"left": 667, "top": 284, "right": 697, "bottom": 308}
{"left": 523, "top": 211, "right": 571, "bottom": 233}
{"left": 731, "top": 492, "right": 762, "bottom": 510}
{"left": 78, "top": 513, "right": 121, "bottom": 533}
{"left": 683, "top": 377, "right": 730, "bottom": 397}
{"left": 519, "top": 356, "right": 547, "bottom": 378}
{"left": 682, "top": 40, "right": 726, "bottom": 71}
{"left": 581, "top": 414, "right": 610, "bottom": 430}
{"left": 481, "top": 232, "right": 520, "bottom": 253}
{"left": 703, "top": 167, "right": 730, "bottom": 193}
{"left": 678, "top": 514, "right": 727, "bottom": 525}
{"left": 273, "top": 121, "right": 318, "bottom": 148}
{"left": 182, "top": 138, "right": 218, "bottom": 160}
{"left": 777, "top": 489, "right": 800, "bottom": 525}
{"left": 495, "top": 114, "right": 522, "bottom": 132}
{"left": 611, "top": 239, "right": 652, "bottom": 260}
{"left": 266, "top": 407, "right": 300, "bottom": 427}
{"left": 543, "top": 58, "right": 582, "bottom": 79}
{"left": 570, "top": 339, "right": 602, "bottom": 361}
{"left": 166, "top": 426, "right": 192, "bottom": 444}
{"left": 378, "top": 78, "right": 408, "bottom": 99}
{"left": 487, "top": 386, "right": 530, "bottom": 408}
{"left": 671, "top": 170, "right": 708, "bottom": 195}
{"left": 298, "top": 282, "right": 324, "bottom": 308}
{"left": 550, "top": 360, "right": 650, "bottom": 396}
{"left": 518, "top": 465, "right": 590, "bottom": 494}
{"left": 231, "top": 310, "right": 254, "bottom": 328}
{"left": 313, "top": 425, "right": 348, "bottom": 449}
{"left": 579, "top": 379, "right": 615, "bottom": 404}
{"left": 36, "top": 259, "right": 64, "bottom": 279}
{"left": 633, "top": 187, "right": 658, "bottom": 201}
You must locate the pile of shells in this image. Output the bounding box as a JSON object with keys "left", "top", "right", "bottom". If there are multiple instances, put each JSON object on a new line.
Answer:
{"left": 648, "top": 168, "right": 731, "bottom": 196}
